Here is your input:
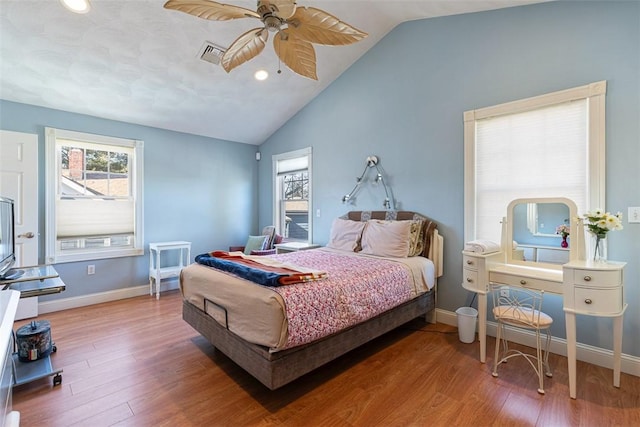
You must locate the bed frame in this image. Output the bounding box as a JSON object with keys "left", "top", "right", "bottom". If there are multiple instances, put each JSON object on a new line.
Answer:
{"left": 182, "top": 211, "right": 444, "bottom": 390}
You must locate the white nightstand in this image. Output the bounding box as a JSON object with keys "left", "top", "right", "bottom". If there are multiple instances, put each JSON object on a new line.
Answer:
{"left": 149, "top": 241, "right": 191, "bottom": 299}
{"left": 274, "top": 242, "right": 321, "bottom": 254}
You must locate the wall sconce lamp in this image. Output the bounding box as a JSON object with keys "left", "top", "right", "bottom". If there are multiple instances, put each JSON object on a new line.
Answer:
{"left": 342, "top": 155, "right": 394, "bottom": 210}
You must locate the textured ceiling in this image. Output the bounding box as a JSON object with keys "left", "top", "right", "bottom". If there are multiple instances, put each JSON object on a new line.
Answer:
{"left": 0, "top": 0, "right": 547, "bottom": 145}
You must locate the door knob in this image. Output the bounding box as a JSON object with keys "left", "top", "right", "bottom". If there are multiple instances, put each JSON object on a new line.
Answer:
{"left": 18, "top": 231, "right": 34, "bottom": 239}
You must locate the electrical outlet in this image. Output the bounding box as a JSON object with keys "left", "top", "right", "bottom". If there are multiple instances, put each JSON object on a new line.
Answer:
{"left": 500, "top": 289, "right": 509, "bottom": 297}
{"left": 87, "top": 265, "right": 95, "bottom": 275}
{"left": 628, "top": 207, "right": 640, "bottom": 224}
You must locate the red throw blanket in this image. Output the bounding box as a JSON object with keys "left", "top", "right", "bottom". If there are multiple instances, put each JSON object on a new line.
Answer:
{"left": 206, "top": 251, "right": 328, "bottom": 286}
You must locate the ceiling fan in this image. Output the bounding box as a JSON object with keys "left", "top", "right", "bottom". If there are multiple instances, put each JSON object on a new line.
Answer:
{"left": 163, "top": 0, "right": 368, "bottom": 80}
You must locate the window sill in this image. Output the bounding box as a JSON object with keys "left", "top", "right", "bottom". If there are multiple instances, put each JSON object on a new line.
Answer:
{"left": 48, "top": 248, "right": 144, "bottom": 264}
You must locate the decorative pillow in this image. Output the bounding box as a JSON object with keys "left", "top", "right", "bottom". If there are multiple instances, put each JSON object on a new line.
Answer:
{"left": 360, "top": 220, "right": 412, "bottom": 258}
{"left": 326, "top": 218, "right": 366, "bottom": 252}
{"left": 406, "top": 219, "right": 425, "bottom": 257}
{"left": 244, "top": 235, "right": 268, "bottom": 255}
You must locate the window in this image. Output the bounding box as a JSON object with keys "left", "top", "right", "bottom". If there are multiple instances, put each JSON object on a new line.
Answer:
{"left": 45, "top": 128, "right": 144, "bottom": 263}
{"left": 273, "top": 148, "right": 312, "bottom": 242}
{"left": 464, "top": 81, "right": 606, "bottom": 242}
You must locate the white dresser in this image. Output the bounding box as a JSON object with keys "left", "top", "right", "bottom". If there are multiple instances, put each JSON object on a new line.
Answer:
{"left": 0, "top": 290, "right": 20, "bottom": 427}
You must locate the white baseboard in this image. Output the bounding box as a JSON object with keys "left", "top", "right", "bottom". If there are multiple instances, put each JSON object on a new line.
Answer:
{"left": 436, "top": 308, "right": 640, "bottom": 378}
{"left": 37, "top": 279, "right": 180, "bottom": 314}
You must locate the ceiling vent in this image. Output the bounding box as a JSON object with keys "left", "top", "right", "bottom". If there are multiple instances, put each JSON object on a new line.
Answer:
{"left": 197, "top": 41, "right": 226, "bottom": 65}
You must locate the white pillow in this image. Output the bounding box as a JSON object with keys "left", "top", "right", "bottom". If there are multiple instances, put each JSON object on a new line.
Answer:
{"left": 360, "top": 220, "right": 412, "bottom": 258}
{"left": 326, "top": 218, "right": 366, "bottom": 252}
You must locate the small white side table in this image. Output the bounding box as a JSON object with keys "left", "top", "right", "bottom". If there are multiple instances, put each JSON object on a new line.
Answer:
{"left": 274, "top": 242, "right": 321, "bottom": 254}
{"left": 149, "top": 241, "right": 191, "bottom": 299}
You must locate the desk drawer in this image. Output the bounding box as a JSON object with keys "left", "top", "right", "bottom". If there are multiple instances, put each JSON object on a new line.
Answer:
{"left": 463, "top": 268, "right": 483, "bottom": 292}
{"left": 463, "top": 255, "right": 479, "bottom": 271}
{"left": 571, "top": 269, "right": 622, "bottom": 288}
{"left": 490, "top": 271, "right": 563, "bottom": 294}
{"left": 574, "top": 286, "right": 623, "bottom": 314}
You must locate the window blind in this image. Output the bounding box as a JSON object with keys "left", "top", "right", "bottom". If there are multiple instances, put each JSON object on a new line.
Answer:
{"left": 475, "top": 99, "right": 588, "bottom": 242}
{"left": 57, "top": 199, "right": 134, "bottom": 238}
{"left": 277, "top": 156, "right": 308, "bottom": 175}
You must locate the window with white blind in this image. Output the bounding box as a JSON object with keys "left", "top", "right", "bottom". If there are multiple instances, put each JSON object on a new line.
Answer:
{"left": 273, "top": 148, "right": 312, "bottom": 242}
{"left": 464, "top": 81, "right": 606, "bottom": 243}
{"left": 45, "top": 128, "right": 144, "bottom": 263}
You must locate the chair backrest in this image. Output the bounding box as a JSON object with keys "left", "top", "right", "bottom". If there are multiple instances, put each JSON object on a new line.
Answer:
{"left": 491, "top": 284, "right": 547, "bottom": 329}
{"left": 261, "top": 226, "right": 276, "bottom": 250}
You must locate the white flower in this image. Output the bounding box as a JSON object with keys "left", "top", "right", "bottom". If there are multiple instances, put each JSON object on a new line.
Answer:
{"left": 581, "top": 209, "right": 624, "bottom": 237}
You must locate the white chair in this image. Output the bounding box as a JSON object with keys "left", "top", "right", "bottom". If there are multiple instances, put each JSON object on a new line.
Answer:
{"left": 491, "top": 284, "right": 553, "bottom": 394}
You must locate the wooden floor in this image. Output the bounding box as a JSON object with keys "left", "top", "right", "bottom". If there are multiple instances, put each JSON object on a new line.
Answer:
{"left": 12, "top": 290, "right": 640, "bottom": 426}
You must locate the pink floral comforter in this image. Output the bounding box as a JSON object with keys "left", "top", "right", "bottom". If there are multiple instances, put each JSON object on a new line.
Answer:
{"left": 270, "top": 250, "right": 415, "bottom": 349}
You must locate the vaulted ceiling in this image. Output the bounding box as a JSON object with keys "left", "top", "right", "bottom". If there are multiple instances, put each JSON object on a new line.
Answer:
{"left": 0, "top": 0, "right": 547, "bottom": 145}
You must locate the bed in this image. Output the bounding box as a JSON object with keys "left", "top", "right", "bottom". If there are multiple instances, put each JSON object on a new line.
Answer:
{"left": 180, "top": 210, "right": 444, "bottom": 389}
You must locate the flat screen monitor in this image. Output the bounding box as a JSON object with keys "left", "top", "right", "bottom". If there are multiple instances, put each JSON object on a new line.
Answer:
{"left": 0, "top": 196, "right": 16, "bottom": 279}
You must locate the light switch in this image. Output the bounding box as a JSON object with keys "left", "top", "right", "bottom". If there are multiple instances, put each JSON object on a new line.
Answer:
{"left": 628, "top": 207, "right": 640, "bottom": 223}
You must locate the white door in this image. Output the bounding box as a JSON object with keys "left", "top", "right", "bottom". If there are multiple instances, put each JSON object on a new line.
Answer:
{"left": 1, "top": 130, "right": 39, "bottom": 318}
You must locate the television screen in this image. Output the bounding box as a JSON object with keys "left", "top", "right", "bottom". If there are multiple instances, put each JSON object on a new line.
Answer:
{"left": 0, "top": 196, "right": 16, "bottom": 278}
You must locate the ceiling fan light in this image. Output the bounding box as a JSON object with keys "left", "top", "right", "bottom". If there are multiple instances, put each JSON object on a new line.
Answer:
{"left": 254, "top": 70, "right": 269, "bottom": 81}
{"left": 60, "top": 0, "right": 91, "bottom": 14}
{"left": 264, "top": 16, "right": 282, "bottom": 32}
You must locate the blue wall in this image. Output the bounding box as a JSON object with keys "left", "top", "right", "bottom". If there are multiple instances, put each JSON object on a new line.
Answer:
{"left": 258, "top": 2, "right": 640, "bottom": 356}
{"left": 0, "top": 100, "right": 259, "bottom": 299}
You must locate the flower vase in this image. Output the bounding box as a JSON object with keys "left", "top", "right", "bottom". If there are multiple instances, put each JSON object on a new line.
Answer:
{"left": 561, "top": 235, "right": 568, "bottom": 248}
{"left": 591, "top": 234, "right": 607, "bottom": 263}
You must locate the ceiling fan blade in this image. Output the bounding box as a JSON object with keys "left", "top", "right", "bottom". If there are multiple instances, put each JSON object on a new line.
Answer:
{"left": 273, "top": 30, "right": 317, "bottom": 80}
{"left": 163, "top": 0, "right": 260, "bottom": 21}
{"left": 266, "top": 0, "right": 296, "bottom": 19}
{"left": 221, "top": 28, "right": 269, "bottom": 73}
{"left": 287, "top": 7, "right": 367, "bottom": 45}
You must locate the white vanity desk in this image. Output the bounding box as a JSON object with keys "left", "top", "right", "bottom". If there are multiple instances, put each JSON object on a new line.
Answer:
{"left": 463, "top": 198, "right": 627, "bottom": 399}
{"left": 462, "top": 251, "right": 561, "bottom": 364}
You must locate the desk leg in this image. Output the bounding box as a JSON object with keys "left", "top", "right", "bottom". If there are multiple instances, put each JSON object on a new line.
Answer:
{"left": 565, "top": 311, "right": 577, "bottom": 399}
{"left": 478, "top": 293, "right": 487, "bottom": 364}
{"left": 156, "top": 251, "right": 161, "bottom": 300}
{"left": 613, "top": 312, "right": 624, "bottom": 388}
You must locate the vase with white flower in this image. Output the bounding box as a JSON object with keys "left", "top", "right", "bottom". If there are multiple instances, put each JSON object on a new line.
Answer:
{"left": 556, "top": 224, "right": 570, "bottom": 248}
{"left": 579, "top": 209, "right": 623, "bottom": 262}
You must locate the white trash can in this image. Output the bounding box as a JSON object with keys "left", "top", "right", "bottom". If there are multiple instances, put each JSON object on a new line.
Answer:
{"left": 455, "top": 306, "right": 478, "bottom": 343}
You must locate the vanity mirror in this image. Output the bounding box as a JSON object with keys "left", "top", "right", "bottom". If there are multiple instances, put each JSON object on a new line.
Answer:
{"left": 525, "top": 202, "right": 570, "bottom": 237}
{"left": 503, "top": 197, "right": 582, "bottom": 269}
